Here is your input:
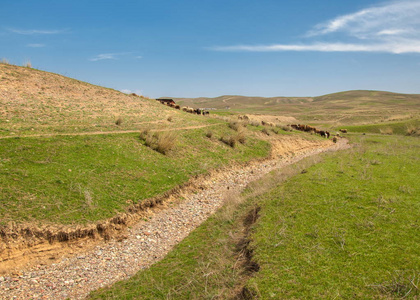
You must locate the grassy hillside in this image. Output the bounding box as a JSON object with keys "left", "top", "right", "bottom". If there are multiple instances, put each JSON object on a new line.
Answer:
{"left": 0, "top": 64, "right": 272, "bottom": 226}
{"left": 0, "top": 63, "right": 216, "bottom": 137}
{"left": 175, "top": 90, "right": 420, "bottom": 126}
{"left": 343, "top": 119, "right": 420, "bottom": 136}
{"left": 246, "top": 134, "right": 420, "bottom": 298}
{"left": 89, "top": 134, "right": 420, "bottom": 299}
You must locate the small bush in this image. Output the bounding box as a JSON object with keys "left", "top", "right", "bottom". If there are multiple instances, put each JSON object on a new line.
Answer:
{"left": 228, "top": 121, "right": 242, "bottom": 131}
{"left": 221, "top": 135, "right": 237, "bottom": 148}
{"left": 205, "top": 130, "right": 213, "bottom": 138}
{"left": 155, "top": 132, "right": 177, "bottom": 154}
{"left": 140, "top": 130, "right": 177, "bottom": 154}
{"left": 140, "top": 127, "right": 151, "bottom": 140}
{"left": 237, "top": 131, "right": 246, "bottom": 144}
{"left": 167, "top": 116, "right": 173, "bottom": 122}
{"left": 262, "top": 128, "right": 270, "bottom": 136}
{"left": 115, "top": 117, "right": 123, "bottom": 126}
{"left": 379, "top": 127, "right": 393, "bottom": 135}
{"left": 406, "top": 125, "right": 420, "bottom": 136}
{"left": 23, "top": 60, "right": 32, "bottom": 68}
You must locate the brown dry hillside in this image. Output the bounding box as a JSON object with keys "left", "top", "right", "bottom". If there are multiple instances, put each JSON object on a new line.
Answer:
{"left": 0, "top": 64, "right": 214, "bottom": 137}
{"left": 175, "top": 90, "right": 420, "bottom": 126}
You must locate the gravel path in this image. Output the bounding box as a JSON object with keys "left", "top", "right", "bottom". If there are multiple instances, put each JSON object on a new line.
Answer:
{"left": 0, "top": 139, "right": 349, "bottom": 299}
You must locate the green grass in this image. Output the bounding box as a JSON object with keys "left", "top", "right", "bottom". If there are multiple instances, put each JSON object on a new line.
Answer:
{"left": 247, "top": 134, "right": 420, "bottom": 298}
{"left": 0, "top": 125, "right": 270, "bottom": 225}
{"left": 343, "top": 119, "right": 420, "bottom": 135}
{"left": 89, "top": 134, "right": 420, "bottom": 299}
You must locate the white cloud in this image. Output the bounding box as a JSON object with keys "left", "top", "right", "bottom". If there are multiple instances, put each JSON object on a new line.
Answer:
{"left": 212, "top": 41, "right": 420, "bottom": 54}
{"left": 211, "top": 0, "right": 420, "bottom": 54}
{"left": 89, "top": 52, "right": 138, "bottom": 62}
{"left": 26, "top": 43, "right": 45, "bottom": 48}
{"left": 89, "top": 53, "right": 119, "bottom": 61}
{"left": 307, "top": 1, "right": 420, "bottom": 38}
{"left": 8, "top": 28, "right": 66, "bottom": 35}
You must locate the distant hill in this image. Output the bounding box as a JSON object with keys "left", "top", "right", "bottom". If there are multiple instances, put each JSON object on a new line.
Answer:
{"left": 175, "top": 90, "right": 420, "bottom": 125}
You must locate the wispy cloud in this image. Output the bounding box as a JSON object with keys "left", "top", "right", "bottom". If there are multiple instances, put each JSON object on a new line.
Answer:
{"left": 26, "top": 43, "right": 45, "bottom": 48}
{"left": 306, "top": 1, "right": 420, "bottom": 38}
{"left": 211, "top": 0, "right": 420, "bottom": 54}
{"left": 89, "top": 53, "right": 119, "bottom": 61}
{"left": 89, "top": 52, "right": 141, "bottom": 61}
{"left": 8, "top": 28, "right": 67, "bottom": 35}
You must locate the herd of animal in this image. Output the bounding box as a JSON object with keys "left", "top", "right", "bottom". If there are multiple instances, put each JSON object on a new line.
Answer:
{"left": 290, "top": 124, "right": 331, "bottom": 138}
{"left": 158, "top": 100, "right": 210, "bottom": 115}
{"left": 289, "top": 124, "right": 348, "bottom": 140}
{"left": 157, "top": 99, "right": 349, "bottom": 139}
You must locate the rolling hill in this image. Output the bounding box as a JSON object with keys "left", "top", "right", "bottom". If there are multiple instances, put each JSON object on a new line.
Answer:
{"left": 175, "top": 90, "right": 420, "bottom": 126}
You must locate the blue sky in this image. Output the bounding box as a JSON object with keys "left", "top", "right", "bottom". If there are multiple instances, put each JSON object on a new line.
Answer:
{"left": 1, "top": 0, "right": 420, "bottom": 98}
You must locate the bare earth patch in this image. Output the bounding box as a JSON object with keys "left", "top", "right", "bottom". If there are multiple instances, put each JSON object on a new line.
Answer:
{"left": 0, "top": 137, "right": 350, "bottom": 299}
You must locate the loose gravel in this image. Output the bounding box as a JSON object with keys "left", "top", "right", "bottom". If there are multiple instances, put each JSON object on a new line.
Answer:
{"left": 0, "top": 139, "right": 349, "bottom": 299}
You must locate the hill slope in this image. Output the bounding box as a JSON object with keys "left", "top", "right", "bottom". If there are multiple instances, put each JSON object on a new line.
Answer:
{"left": 0, "top": 63, "right": 213, "bottom": 137}
{"left": 175, "top": 90, "right": 420, "bottom": 126}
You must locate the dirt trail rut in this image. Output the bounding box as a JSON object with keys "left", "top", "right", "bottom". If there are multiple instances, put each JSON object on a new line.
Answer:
{"left": 0, "top": 138, "right": 350, "bottom": 299}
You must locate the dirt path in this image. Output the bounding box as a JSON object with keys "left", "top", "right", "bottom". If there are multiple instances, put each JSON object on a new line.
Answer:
{"left": 0, "top": 123, "right": 222, "bottom": 139}
{"left": 0, "top": 138, "right": 350, "bottom": 299}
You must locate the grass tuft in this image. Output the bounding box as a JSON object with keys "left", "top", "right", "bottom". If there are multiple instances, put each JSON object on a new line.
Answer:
{"left": 23, "top": 60, "right": 32, "bottom": 68}
{"left": 228, "top": 121, "right": 244, "bottom": 131}
{"left": 140, "top": 130, "right": 177, "bottom": 155}
{"left": 115, "top": 117, "right": 123, "bottom": 126}
{"left": 379, "top": 127, "right": 393, "bottom": 135}
{"left": 261, "top": 128, "right": 270, "bottom": 136}
{"left": 220, "top": 135, "right": 237, "bottom": 148}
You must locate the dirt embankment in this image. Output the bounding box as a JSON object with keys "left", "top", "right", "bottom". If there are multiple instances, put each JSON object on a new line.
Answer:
{"left": 0, "top": 136, "right": 347, "bottom": 277}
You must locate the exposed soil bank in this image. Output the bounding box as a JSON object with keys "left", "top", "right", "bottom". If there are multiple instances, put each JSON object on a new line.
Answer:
{"left": 0, "top": 137, "right": 350, "bottom": 299}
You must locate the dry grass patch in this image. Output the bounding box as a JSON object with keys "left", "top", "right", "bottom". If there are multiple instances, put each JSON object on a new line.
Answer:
{"left": 228, "top": 121, "right": 246, "bottom": 131}
{"left": 220, "top": 135, "right": 238, "bottom": 148}
{"left": 23, "top": 60, "right": 32, "bottom": 68}
{"left": 140, "top": 130, "right": 178, "bottom": 155}
{"left": 115, "top": 117, "right": 123, "bottom": 126}
{"left": 380, "top": 127, "right": 394, "bottom": 135}
{"left": 261, "top": 128, "right": 270, "bottom": 136}
{"left": 406, "top": 125, "right": 420, "bottom": 136}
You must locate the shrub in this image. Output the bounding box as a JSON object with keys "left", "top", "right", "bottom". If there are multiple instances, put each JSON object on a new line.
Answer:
{"left": 140, "top": 127, "right": 151, "bottom": 140}
{"left": 205, "top": 130, "right": 213, "bottom": 138}
{"left": 237, "top": 131, "right": 246, "bottom": 144}
{"left": 167, "top": 116, "right": 173, "bottom": 122}
{"left": 379, "top": 127, "right": 393, "bottom": 135}
{"left": 115, "top": 117, "right": 123, "bottom": 126}
{"left": 23, "top": 60, "right": 32, "bottom": 68}
{"left": 406, "top": 125, "right": 420, "bottom": 136}
{"left": 262, "top": 128, "right": 270, "bottom": 136}
{"left": 228, "top": 121, "right": 242, "bottom": 131}
{"left": 155, "top": 132, "right": 177, "bottom": 154}
{"left": 221, "top": 135, "right": 237, "bottom": 148}
{"left": 140, "top": 130, "right": 177, "bottom": 154}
